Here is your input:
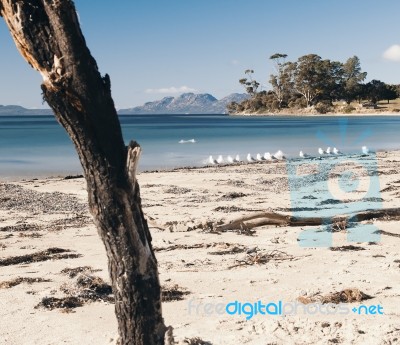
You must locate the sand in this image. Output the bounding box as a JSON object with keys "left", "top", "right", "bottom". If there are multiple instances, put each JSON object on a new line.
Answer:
{"left": 1, "top": 151, "right": 400, "bottom": 344}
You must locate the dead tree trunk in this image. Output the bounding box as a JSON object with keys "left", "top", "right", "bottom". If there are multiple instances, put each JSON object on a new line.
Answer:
{"left": 0, "top": 1, "right": 166, "bottom": 344}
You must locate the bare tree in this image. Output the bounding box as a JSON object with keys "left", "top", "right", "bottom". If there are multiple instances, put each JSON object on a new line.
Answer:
{"left": 0, "top": 1, "right": 166, "bottom": 344}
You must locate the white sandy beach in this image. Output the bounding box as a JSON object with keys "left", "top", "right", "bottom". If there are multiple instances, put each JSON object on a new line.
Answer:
{"left": 1, "top": 151, "right": 400, "bottom": 344}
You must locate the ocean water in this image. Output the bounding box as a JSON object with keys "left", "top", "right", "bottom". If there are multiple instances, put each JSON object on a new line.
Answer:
{"left": 0, "top": 114, "right": 399, "bottom": 179}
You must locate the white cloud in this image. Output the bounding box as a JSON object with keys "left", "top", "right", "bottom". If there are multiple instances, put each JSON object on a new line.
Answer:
{"left": 383, "top": 44, "right": 400, "bottom": 62}
{"left": 145, "top": 86, "right": 197, "bottom": 94}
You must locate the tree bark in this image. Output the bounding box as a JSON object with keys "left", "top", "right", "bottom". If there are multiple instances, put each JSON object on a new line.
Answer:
{"left": 0, "top": 1, "right": 166, "bottom": 344}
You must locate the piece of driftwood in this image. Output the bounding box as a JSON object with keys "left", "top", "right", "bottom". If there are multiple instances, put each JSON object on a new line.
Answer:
{"left": 216, "top": 208, "right": 400, "bottom": 232}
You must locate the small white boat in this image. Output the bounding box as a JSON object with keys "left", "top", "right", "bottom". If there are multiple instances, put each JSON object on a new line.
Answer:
{"left": 179, "top": 139, "right": 196, "bottom": 144}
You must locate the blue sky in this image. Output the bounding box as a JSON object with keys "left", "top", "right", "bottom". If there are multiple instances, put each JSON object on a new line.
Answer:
{"left": 0, "top": 0, "right": 399, "bottom": 108}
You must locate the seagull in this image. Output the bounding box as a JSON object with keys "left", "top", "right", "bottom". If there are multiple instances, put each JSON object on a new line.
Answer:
{"left": 207, "top": 155, "right": 217, "bottom": 165}
{"left": 318, "top": 147, "right": 325, "bottom": 155}
{"left": 227, "top": 155, "right": 234, "bottom": 163}
{"left": 264, "top": 152, "right": 272, "bottom": 160}
{"left": 247, "top": 153, "right": 256, "bottom": 162}
{"left": 333, "top": 147, "right": 341, "bottom": 155}
{"left": 256, "top": 153, "right": 265, "bottom": 161}
{"left": 299, "top": 150, "right": 310, "bottom": 158}
{"left": 326, "top": 147, "right": 331, "bottom": 154}
{"left": 273, "top": 150, "right": 285, "bottom": 160}
{"left": 216, "top": 155, "right": 224, "bottom": 164}
{"left": 362, "top": 146, "right": 369, "bottom": 155}
{"left": 233, "top": 154, "right": 241, "bottom": 162}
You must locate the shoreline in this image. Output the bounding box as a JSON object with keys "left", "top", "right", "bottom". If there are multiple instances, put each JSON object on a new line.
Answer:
{"left": 230, "top": 109, "right": 400, "bottom": 117}
{"left": 3, "top": 149, "right": 400, "bottom": 183}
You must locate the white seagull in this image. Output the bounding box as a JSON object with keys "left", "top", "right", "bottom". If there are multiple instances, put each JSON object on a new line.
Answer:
{"left": 256, "top": 153, "right": 265, "bottom": 161}
{"left": 247, "top": 153, "right": 256, "bottom": 162}
{"left": 207, "top": 155, "right": 217, "bottom": 165}
{"left": 333, "top": 147, "right": 341, "bottom": 155}
{"left": 264, "top": 152, "right": 272, "bottom": 160}
{"left": 273, "top": 150, "right": 285, "bottom": 160}
{"left": 299, "top": 150, "right": 310, "bottom": 158}
{"left": 318, "top": 147, "right": 325, "bottom": 155}
{"left": 227, "top": 155, "right": 234, "bottom": 163}
{"left": 216, "top": 155, "right": 224, "bottom": 164}
{"left": 362, "top": 146, "right": 369, "bottom": 155}
{"left": 233, "top": 154, "right": 241, "bottom": 162}
{"left": 326, "top": 147, "right": 331, "bottom": 154}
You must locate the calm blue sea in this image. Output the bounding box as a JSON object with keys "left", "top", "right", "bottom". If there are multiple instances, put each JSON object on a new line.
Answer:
{"left": 0, "top": 114, "right": 399, "bottom": 179}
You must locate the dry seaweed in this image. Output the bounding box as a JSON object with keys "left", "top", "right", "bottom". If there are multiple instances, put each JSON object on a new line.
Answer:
{"left": 0, "top": 247, "right": 81, "bottom": 266}
{"left": 0, "top": 183, "right": 85, "bottom": 213}
{"left": 154, "top": 244, "right": 205, "bottom": 252}
{"left": 330, "top": 245, "right": 365, "bottom": 251}
{"left": 377, "top": 230, "right": 400, "bottom": 238}
{"left": 64, "top": 175, "right": 84, "bottom": 180}
{"left": 0, "top": 277, "right": 51, "bottom": 289}
{"left": 229, "top": 250, "right": 297, "bottom": 269}
{"left": 219, "top": 192, "right": 248, "bottom": 200}
{"left": 60, "top": 266, "right": 98, "bottom": 278}
{"left": 183, "top": 337, "right": 212, "bottom": 345}
{"left": 36, "top": 296, "right": 83, "bottom": 311}
{"left": 0, "top": 223, "right": 41, "bottom": 232}
{"left": 298, "top": 288, "right": 373, "bottom": 304}
{"left": 161, "top": 284, "right": 190, "bottom": 302}
{"left": 36, "top": 274, "right": 114, "bottom": 312}
{"left": 18, "top": 232, "right": 43, "bottom": 238}
{"left": 207, "top": 245, "right": 247, "bottom": 255}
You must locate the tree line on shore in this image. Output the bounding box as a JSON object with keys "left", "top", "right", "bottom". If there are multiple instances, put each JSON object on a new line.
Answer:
{"left": 228, "top": 53, "right": 400, "bottom": 114}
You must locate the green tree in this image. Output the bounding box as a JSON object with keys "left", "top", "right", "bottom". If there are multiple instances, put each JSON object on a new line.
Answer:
{"left": 269, "top": 53, "right": 292, "bottom": 108}
{"left": 340, "top": 56, "right": 367, "bottom": 104}
{"left": 382, "top": 84, "right": 398, "bottom": 103}
{"left": 365, "top": 80, "right": 387, "bottom": 103}
{"left": 291, "top": 54, "right": 331, "bottom": 107}
{"left": 239, "top": 69, "right": 260, "bottom": 96}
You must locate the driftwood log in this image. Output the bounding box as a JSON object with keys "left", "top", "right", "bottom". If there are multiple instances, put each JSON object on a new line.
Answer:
{"left": 0, "top": 1, "right": 166, "bottom": 344}
{"left": 216, "top": 208, "right": 400, "bottom": 232}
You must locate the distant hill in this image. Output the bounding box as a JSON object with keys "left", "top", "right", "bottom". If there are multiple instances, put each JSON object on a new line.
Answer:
{"left": 118, "top": 93, "right": 249, "bottom": 114}
{"left": 0, "top": 105, "right": 53, "bottom": 116}
{"left": 0, "top": 92, "right": 249, "bottom": 116}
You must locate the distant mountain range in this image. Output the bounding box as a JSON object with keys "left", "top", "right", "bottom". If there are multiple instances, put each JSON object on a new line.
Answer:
{"left": 118, "top": 93, "right": 249, "bottom": 114}
{"left": 0, "top": 93, "right": 249, "bottom": 115}
{"left": 0, "top": 105, "right": 53, "bottom": 115}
